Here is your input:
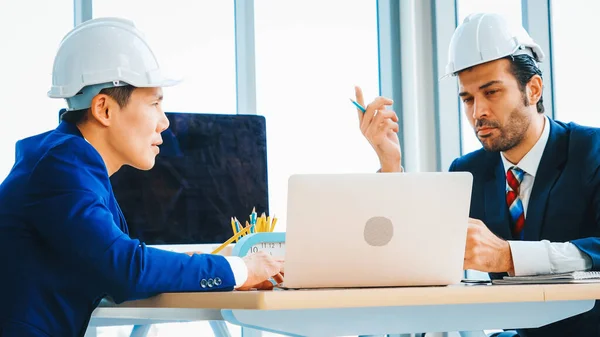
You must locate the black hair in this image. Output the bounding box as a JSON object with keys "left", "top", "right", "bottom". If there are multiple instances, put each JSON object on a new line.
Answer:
{"left": 505, "top": 54, "right": 544, "bottom": 114}
{"left": 60, "top": 85, "right": 136, "bottom": 124}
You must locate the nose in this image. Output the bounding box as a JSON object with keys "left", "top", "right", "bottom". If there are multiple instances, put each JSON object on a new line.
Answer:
{"left": 157, "top": 110, "right": 170, "bottom": 133}
{"left": 472, "top": 98, "right": 490, "bottom": 120}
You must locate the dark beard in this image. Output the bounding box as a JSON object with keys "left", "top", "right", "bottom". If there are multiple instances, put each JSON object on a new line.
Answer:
{"left": 476, "top": 101, "right": 532, "bottom": 152}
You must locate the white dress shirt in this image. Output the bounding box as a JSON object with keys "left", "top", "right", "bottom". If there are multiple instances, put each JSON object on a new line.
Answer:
{"left": 500, "top": 116, "right": 592, "bottom": 276}
{"left": 225, "top": 256, "right": 248, "bottom": 287}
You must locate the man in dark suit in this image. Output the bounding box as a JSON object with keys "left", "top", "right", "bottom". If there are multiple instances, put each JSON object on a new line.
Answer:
{"left": 355, "top": 13, "right": 599, "bottom": 337}
{"left": 0, "top": 18, "right": 282, "bottom": 337}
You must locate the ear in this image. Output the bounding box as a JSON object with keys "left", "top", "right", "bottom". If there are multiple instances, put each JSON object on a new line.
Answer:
{"left": 89, "top": 94, "right": 117, "bottom": 127}
{"left": 526, "top": 75, "right": 543, "bottom": 107}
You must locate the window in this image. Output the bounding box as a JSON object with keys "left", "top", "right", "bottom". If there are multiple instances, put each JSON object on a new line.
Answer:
{"left": 456, "top": 0, "right": 523, "bottom": 155}
{"left": 94, "top": 0, "right": 237, "bottom": 114}
{"left": 551, "top": 0, "right": 600, "bottom": 126}
{"left": 0, "top": 0, "right": 73, "bottom": 180}
{"left": 254, "top": 0, "right": 381, "bottom": 230}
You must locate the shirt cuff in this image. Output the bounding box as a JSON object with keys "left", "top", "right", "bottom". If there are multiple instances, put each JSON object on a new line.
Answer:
{"left": 548, "top": 241, "right": 593, "bottom": 273}
{"left": 508, "top": 240, "right": 552, "bottom": 276}
{"left": 224, "top": 256, "right": 248, "bottom": 288}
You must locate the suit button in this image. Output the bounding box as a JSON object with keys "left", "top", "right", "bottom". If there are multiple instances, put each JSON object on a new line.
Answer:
{"left": 214, "top": 277, "right": 222, "bottom": 286}
{"left": 208, "top": 278, "right": 214, "bottom": 287}
{"left": 200, "top": 279, "right": 207, "bottom": 288}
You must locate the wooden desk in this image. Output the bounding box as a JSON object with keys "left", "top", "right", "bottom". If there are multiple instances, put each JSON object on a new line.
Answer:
{"left": 90, "top": 283, "right": 600, "bottom": 336}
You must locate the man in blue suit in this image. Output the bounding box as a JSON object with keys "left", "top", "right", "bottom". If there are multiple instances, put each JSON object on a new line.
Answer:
{"left": 0, "top": 18, "right": 283, "bottom": 337}
{"left": 356, "top": 13, "right": 599, "bottom": 337}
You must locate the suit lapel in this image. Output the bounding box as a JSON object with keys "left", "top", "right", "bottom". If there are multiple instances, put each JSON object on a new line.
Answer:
{"left": 524, "top": 119, "right": 568, "bottom": 240}
{"left": 484, "top": 153, "right": 513, "bottom": 239}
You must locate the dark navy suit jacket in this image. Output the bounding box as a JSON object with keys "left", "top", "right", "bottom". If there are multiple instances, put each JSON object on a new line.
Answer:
{"left": 0, "top": 122, "right": 236, "bottom": 336}
{"left": 450, "top": 118, "right": 600, "bottom": 337}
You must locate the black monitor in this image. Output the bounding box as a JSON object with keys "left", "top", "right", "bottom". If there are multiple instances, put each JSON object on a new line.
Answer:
{"left": 104, "top": 112, "right": 269, "bottom": 244}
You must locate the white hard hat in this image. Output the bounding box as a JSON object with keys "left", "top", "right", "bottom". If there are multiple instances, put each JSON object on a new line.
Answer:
{"left": 443, "top": 13, "right": 545, "bottom": 78}
{"left": 48, "top": 17, "right": 180, "bottom": 110}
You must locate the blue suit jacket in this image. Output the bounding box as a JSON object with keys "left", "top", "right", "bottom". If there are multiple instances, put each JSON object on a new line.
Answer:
{"left": 0, "top": 122, "right": 237, "bottom": 336}
{"left": 450, "top": 118, "right": 600, "bottom": 337}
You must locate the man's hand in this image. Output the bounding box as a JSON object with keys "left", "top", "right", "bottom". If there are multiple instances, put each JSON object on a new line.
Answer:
{"left": 355, "top": 86, "right": 402, "bottom": 172}
{"left": 185, "top": 251, "right": 203, "bottom": 256}
{"left": 464, "top": 218, "right": 514, "bottom": 274}
{"left": 237, "top": 251, "right": 284, "bottom": 291}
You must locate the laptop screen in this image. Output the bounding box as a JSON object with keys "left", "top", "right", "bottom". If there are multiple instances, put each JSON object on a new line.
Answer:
{"left": 108, "top": 112, "right": 269, "bottom": 244}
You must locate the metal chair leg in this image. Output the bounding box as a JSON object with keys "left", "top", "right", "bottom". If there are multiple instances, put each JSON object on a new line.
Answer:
{"left": 209, "top": 321, "right": 233, "bottom": 337}
{"left": 130, "top": 325, "right": 152, "bottom": 337}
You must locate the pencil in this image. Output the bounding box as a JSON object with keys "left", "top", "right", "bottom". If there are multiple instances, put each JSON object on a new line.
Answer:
{"left": 270, "top": 217, "right": 278, "bottom": 232}
{"left": 250, "top": 207, "right": 257, "bottom": 233}
{"left": 211, "top": 225, "right": 252, "bottom": 255}
{"left": 260, "top": 213, "right": 266, "bottom": 232}
{"left": 257, "top": 217, "right": 264, "bottom": 232}
{"left": 230, "top": 217, "right": 237, "bottom": 236}
{"left": 349, "top": 98, "right": 366, "bottom": 113}
{"left": 234, "top": 217, "right": 243, "bottom": 242}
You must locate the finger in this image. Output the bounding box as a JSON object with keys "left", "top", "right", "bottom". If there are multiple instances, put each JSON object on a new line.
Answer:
{"left": 360, "top": 97, "right": 394, "bottom": 133}
{"left": 384, "top": 119, "right": 399, "bottom": 134}
{"left": 278, "top": 261, "right": 284, "bottom": 274}
{"left": 365, "top": 113, "right": 395, "bottom": 140}
{"left": 272, "top": 272, "right": 284, "bottom": 285}
{"left": 360, "top": 104, "right": 378, "bottom": 134}
{"left": 366, "top": 108, "right": 397, "bottom": 134}
{"left": 464, "top": 256, "right": 481, "bottom": 272}
{"left": 463, "top": 250, "right": 476, "bottom": 270}
{"left": 375, "top": 109, "right": 398, "bottom": 122}
{"left": 253, "top": 280, "right": 275, "bottom": 290}
{"left": 355, "top": 86, "right": 365, "bottom": 107}
{"left": 355, "top": 86, "right": 365, "bottom": 124}
{"left": 371, "top": 96, "right": 394, "bottom": 107}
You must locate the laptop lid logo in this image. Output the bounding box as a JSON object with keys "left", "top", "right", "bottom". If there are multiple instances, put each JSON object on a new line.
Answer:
{"left": 364, "top": 216, "right": 393, "bottom": 246}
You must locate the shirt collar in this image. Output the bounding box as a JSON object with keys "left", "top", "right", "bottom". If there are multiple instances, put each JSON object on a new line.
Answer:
{"left": 501, "top": 115, "right": 550, "bottom": 178}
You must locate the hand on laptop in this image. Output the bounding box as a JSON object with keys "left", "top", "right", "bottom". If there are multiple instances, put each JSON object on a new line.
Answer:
{"left": 464, "top": 218, "right": 515, "bottom": 274}
{"left": 237, "top": 251, "right": 284, "bottom": 291}
{"left": 354, "top": 86, "right": 402, "bottom": 172}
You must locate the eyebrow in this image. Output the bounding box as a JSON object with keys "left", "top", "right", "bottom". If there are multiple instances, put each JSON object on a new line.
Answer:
{"left": 153, "top": 94, "right": 164, "bottom": 101}
{"left": 458, "top": 80, "right": 503, "bottom": 97}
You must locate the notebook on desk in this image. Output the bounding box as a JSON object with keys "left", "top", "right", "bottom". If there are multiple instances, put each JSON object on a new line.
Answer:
{"left": 492, "top": 271, "right": 600, "bottom": 284}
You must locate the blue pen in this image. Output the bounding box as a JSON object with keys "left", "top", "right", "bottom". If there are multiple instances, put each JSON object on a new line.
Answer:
{"left": 349, "top": 98, "right": 366, "bottom": 113}
{"left": 250, "top": 207, "right": 257, "bottom": 234}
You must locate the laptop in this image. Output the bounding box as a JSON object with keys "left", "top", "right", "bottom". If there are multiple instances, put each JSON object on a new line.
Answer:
{"left": 282, "top": 172, "right": 473, "bottom": 289}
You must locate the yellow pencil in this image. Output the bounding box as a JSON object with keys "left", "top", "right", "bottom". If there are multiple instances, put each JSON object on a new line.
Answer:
{"left": 230, "top": 217, "right": 237, "bottom": 236}
{"left": 260, "top": 213, "right": 266, "bottom": 232}
{"left": 270, "top": 217, "right": 278, "bottom": 232}
{"left": 256, "top": 217, "right": 263, "bottom": 232}
{"left": 211, "top": 225, "right": 252, "bottom": 255}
